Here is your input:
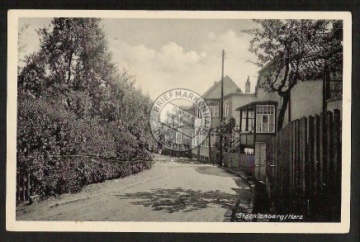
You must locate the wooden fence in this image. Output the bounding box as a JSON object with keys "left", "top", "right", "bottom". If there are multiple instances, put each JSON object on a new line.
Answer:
{"left": 265, "top": 109, "right": 341, "bottom": 221}
{"left": 223, "top": 152, "right": 255, "bottom": 174}
{"left": 16, "top": 172, "right": 31, "bottom": 204}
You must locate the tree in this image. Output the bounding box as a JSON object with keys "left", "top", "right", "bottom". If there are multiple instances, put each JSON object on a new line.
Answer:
{"left": 18, "top": 17, "right": 157, "bottom": 161}
{"left": 244, "top": 20, "right": 343, "bottom": 131}
{"left": 19, "top": 19, "right": 114, "bottom": 102}
{"left": 214, "top": 117, "right": 237, "bottom": 153}
{"left": 18, "top": 24, "right": 29, "bottom": 62}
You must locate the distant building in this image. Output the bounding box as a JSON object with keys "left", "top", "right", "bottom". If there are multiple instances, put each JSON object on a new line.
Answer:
{"left": 192, "top": 75, "right": 249, "bottom": 162}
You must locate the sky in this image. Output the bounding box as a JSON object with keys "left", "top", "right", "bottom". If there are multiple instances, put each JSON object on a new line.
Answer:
{"left": 18, "top": 18, "right": 261, "bottom": 99}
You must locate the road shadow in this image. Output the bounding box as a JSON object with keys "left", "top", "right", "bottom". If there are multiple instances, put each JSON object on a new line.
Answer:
{"left": 115, "top": 188, "right": 238, "bottom": 213}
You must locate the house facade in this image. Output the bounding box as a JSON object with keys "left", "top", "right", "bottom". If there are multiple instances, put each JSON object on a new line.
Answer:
{"left": 236, "top": 63, "right": 326, "bottom": 153}
{"left": 235, "top": 60, "right": 342, "bottom": 170}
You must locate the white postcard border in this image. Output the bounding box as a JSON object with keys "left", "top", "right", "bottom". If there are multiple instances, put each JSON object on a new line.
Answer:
{"left": 6, "top": 10, "right": 352, "bottom": 233}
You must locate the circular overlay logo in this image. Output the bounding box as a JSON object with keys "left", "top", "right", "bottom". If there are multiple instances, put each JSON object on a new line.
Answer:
{"left": 150, "top": 88, "right": 212, "bottom": 151}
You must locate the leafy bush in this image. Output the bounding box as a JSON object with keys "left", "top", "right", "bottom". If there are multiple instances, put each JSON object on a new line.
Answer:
{"left": 29, "top": 156, "right": 152, "bottom": 197}
{"left": 17, "top": 96, "right": 153, "bottom": 200}
{"left": 17, "top": 97, "right": 115, "bottom": 166}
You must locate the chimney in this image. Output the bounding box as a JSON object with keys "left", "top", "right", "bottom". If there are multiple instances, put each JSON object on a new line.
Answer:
{"left": 245, "top": 76, "right": 250, "bottom": 93}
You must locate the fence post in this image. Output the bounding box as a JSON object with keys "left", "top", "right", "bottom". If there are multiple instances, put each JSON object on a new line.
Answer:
{"left": 300, "top": 117, "right": 308, "bottom": 218}
{"left": 288, "top": 122, "right": 294, "bottom": 197}
{"left": 277, "top": 130, "right": 282, "bottom": 201}
{"left": 22, "top": 175, "right": 25, "bottom": 202}
{"left": 326, "top": 111, "right": 334, "bottom": 220}
{"left": 285, "top": 124, "right": 291, "bottom": 198}
{"left": 16, "top": 173, "right": 20, "bottom": 203}
{"left": 307, "top": 116, "right": 315, "bottom": 219}
{"left": 318, "top": 112, "right": 327, "bottom": 219}
{"left": 291, "top": 120, "right": 297, "bottom": 196}
{"left": 313, "top": 114, "right": 321, "bottom": 220}
{"left": 295, "top": 119, "right": 300, "bottom": 196}
{"left": 281, "top": 128, "right": 286, "bottom": 199}
{"left": 332, "top": 109, "right": 341, "bottom": 221}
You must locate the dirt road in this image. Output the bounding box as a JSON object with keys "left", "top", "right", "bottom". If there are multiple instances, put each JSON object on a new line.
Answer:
{"left": 16, "top": 155, "right": 251, "bottom": 222}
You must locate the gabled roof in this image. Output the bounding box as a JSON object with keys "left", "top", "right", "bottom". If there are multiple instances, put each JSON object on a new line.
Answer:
{"left": 202, "top": 75, "right": 242, "bottom": 99}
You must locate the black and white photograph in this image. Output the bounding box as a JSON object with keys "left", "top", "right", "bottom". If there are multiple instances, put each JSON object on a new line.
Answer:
{"left": 6, "top": 10, "right": 351, "bottom": 233}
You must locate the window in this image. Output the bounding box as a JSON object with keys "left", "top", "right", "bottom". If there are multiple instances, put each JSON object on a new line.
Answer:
{"left": 207, "top": 101, "right": 219, "bottom": 117}
{"left": 175, "top": 132, "right": 183, "bottom": 144}
{"left": 247, "top": 110, "right": 255, "bottom": 131}
{"left": 202, "top": 136, "right": 209, "bottom": 147}
{"left": 193, "top": 128, "right": 200, "bottom": 146}
{"left": 195, "top": 106, "right": 201, "bottom": 118}
{"left": 224, "top": 101, "right": 229, "bottom": 117}
{"left": 256, "top": 105, "right": 275, "bottom": 133}
{"left": 241, "top": 110, "right": 247, "bottom": 132}
{"left": 241, "top": 108, "right": 255, "bottom": 132}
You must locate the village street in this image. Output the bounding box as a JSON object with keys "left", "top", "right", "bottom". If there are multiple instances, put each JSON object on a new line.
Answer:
{"left": 16, "top": 155, "right": 251, "bottom": 222}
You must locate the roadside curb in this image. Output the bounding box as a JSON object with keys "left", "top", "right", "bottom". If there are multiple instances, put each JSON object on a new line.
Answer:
{"left": 219, "top": 166, "right": 255, "bottom": 222}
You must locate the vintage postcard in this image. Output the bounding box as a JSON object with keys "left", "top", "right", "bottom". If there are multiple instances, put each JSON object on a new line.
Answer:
{"left": 7, "top": 10, "right": 351, "bottom": 233}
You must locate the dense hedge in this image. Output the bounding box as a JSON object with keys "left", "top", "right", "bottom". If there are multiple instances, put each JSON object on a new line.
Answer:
{"left": 17, "top": 96, "right": 153, "bottom": 200}
{"left": 30, "top": 157, "right": 152, "bottom": 197}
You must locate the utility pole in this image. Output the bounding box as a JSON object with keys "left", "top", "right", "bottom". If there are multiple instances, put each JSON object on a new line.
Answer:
{"left": 219, "top": 49, "right": 225, "bottom": 166}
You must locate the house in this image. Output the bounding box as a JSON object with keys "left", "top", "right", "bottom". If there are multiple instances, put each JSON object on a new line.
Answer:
{"left": 326, "top": 71, "right": 343, "bottom": 113}
{"left": 236, "top": 63, "right": 325, "bottom": 153}
{"left": 235, "top": 59, "right": 342, "bottom": 171}
{"left": 236, "top": 100, "right": 278, "bottom": 154}
{"left": 192, "top": 75, "right": 244, "bottom": 162}
{"left": 158, "top": 104, "right": 194, "bottom": 156}
{"left": 191, "top": 75, "right": 264, "bottom": 162}
{"left": 191, "top": 60, "right": 342, "bottom": 163}
{"left": 239, "top": 61, "right": 342, "bottom": 130}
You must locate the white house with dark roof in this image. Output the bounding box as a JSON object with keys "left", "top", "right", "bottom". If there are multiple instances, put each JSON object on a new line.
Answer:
{"left": 192, "top": 75, "right": 250, "bottom": 162}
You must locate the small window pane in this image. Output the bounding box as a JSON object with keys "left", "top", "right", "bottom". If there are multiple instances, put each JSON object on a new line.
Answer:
{"left": 248, "top": 110, "right": 254, "bottom": 118}
{"left": 242, "top": 110, "right": 247, "bottom": 118}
